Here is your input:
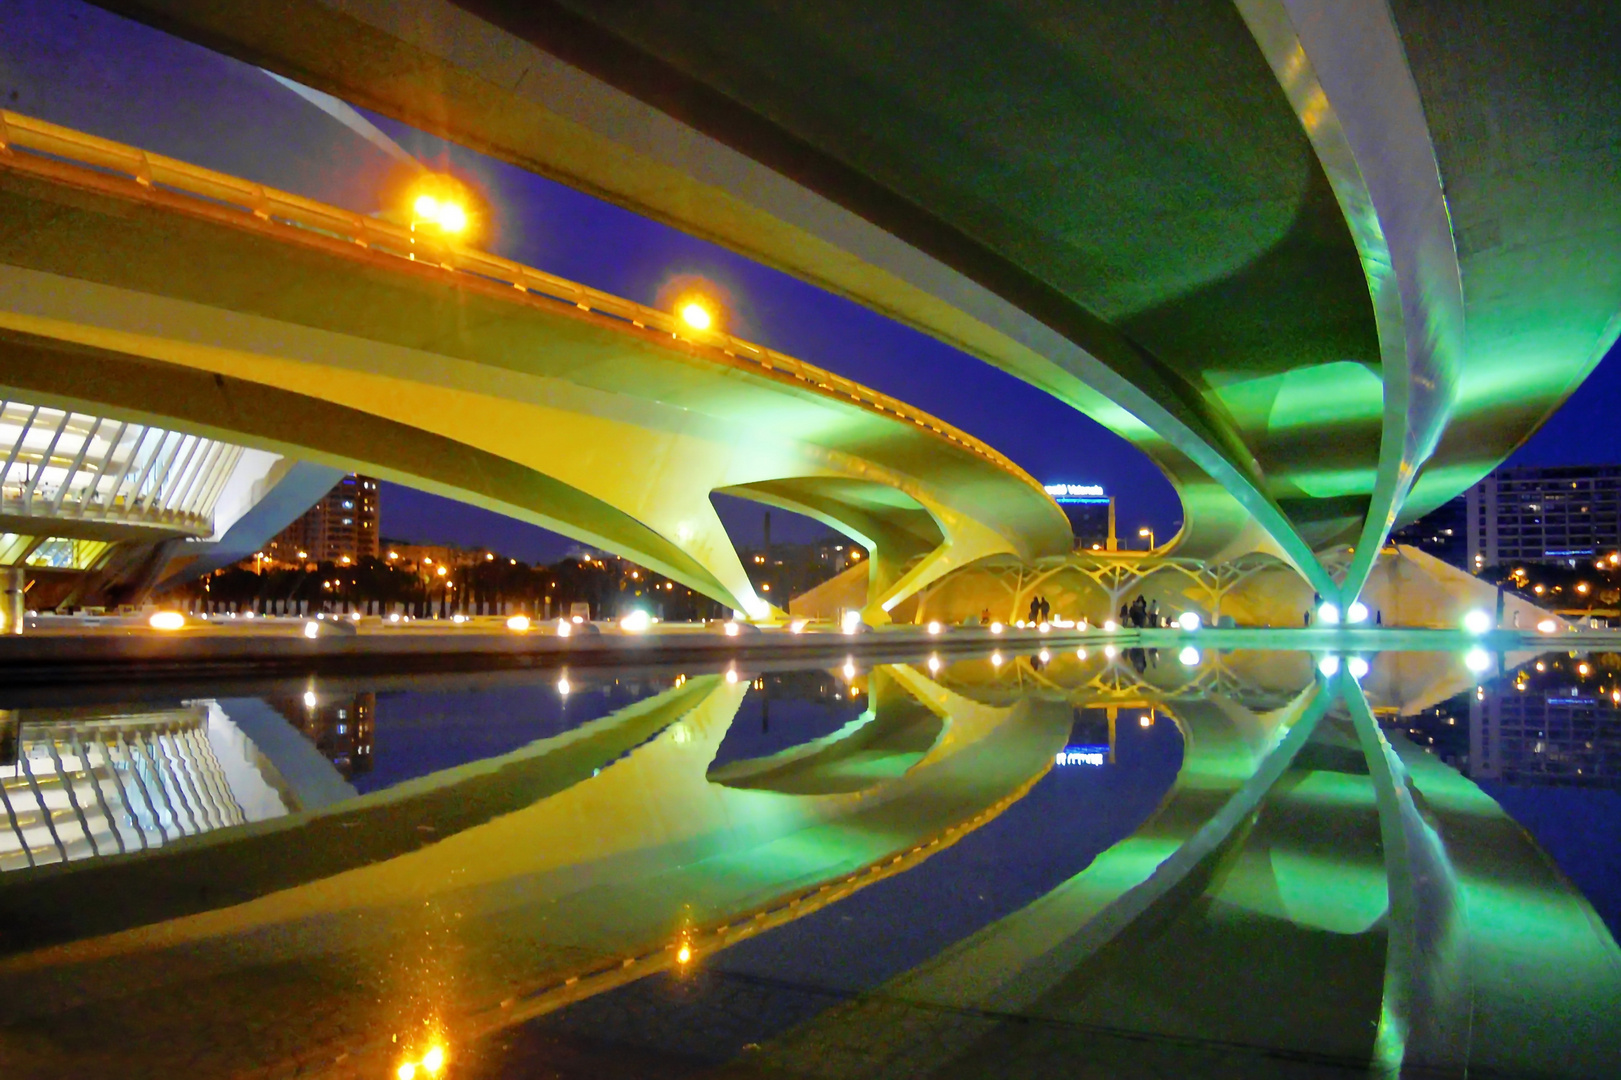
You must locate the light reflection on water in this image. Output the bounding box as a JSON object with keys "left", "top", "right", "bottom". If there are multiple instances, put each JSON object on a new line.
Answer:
{"left": 0, "top": 647, "right": 1616, "bottom": 1079}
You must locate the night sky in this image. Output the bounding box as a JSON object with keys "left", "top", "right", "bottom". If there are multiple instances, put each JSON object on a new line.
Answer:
{"left": 5, "top": 0, "right": 1619, "bottom": 563}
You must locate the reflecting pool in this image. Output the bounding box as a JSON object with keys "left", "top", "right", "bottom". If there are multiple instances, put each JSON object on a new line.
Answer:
{"left": 0, "top": 646, "right": 1616, "bottom": 1079}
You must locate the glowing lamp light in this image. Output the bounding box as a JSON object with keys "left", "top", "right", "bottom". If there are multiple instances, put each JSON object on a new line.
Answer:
{"left": 789, "top": 619, "right": 808, "bottom": 634}
{"left": 991, "top": 651, "right": 1003, "bottom": 667}
{"left": 621, "top": 610, "right": 652, "bottom": 633}
{"left": 1464, "top": 647, "right": 1491, "bottom": 673}
{"left": 680, "top": 301, "right": 712, "bottom": 330}
{"left": 413, "top": 193, "right": 438, "bottom": 219}
{"left": 571, "top": 614, "right": 585, "bottom": 624}
{"left": 436, "top": 201, "right": 467, "bottom": 233}
{"left": 1463, "top": 609, "right": 1493, "bottom": 635}
{"left": 1103, "top": 619, "right": 1118, "bottom": 632}
{"left": 1348, "top": 656, "right": 1370, "bottom": 680}
{"left": 841, "top": 610, "right": 862, "bottom": 635}
{"left": 725, "top": 666, "right": 738, "bottom": 684}
{"left": 1318, "top": 602, "right": 1341, "bottom": 625}
{"left": 398, "top": 1064, "right": 416, "bottom": 1080}
{"left": 148, "top": 611, "right": 185, "bottom": 631}
{"left": 724, "top": 621, "right": 741, "bottom": 637}
{"left": 927, "top": 621, "right": 942, "bottom": 635}
{"left": 1038, "top": 621, "right": 1051, "bottom": 633}
{"left": 303, "top": 690, "right": 317, "bottom": 708}
{"left": 1103, "top": 644, "right": 1117, "bottom": 659}
{"left": 1347, "top": 601, "right": 1370, "bottom": 624}
{"left": 1139, "top": 713, "right": 1154, "bottom": 728}
{"left": 1178, "top": 646, "right": 1201, "bottom": 666}
{"left": 1537, "top": 618, "right": 1558, "bottom": 634}
{"left": 556, "top": 619, "right": 572, "bottom": 638}
{"left": 1076, "top": 648, "right": 1088, "bottom": 660}
{"left": 451, "top": 613, "right": 468, "bottom": 624}
{"left": 303, "top": 621, "right": 319, "bottom": 639}
{"left": 927, "top": 653, "right": 941, "bottom": 674}
{"left": 1318, "top": 655, "right": 1341, "bottom": 677}
{"left": 506, "top": 614, "right": 531, "bottom": 632}
{"left": 677, "top": 942, "right": 692, "bottom": 966}
{"left": 1177, "top": 612, "right": 1202, "bottom": 631}
{"left": 990, "top": 622, "right": 1004, "bottom": 634}
{"left": 843, "top": 658, "right": 857, "bottom": 681}
{"left": 422, "top": 1046, "right": 445, "bottom": 1074}
{"left": 557, "top": 676, "right": 571, "bottom": 695}
{"left": 1038, "top": 648, "right": 1051, "bottom": 663}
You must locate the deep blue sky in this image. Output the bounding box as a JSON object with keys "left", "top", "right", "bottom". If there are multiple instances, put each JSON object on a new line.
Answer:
{"left": 5, "top": 0, "right": 1618, "bottom": 562}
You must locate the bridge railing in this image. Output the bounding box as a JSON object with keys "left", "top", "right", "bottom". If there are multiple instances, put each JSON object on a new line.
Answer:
{"left": 0, "top": 109, "right": 1049, "bottom": 498}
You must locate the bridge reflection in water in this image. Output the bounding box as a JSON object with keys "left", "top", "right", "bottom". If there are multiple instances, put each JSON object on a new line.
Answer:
{"left": 0, "top": 648, "right": 1614, "bottom": 1080}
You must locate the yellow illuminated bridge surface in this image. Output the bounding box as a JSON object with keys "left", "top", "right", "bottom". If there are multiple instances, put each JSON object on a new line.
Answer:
{"left": 0, "top": 109, "right": 1071, "bottom": 623}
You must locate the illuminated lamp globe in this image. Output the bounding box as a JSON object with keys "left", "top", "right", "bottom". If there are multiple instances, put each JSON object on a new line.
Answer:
{"left": 1347, "top": 601, "right": 1370, "bottom": 624}
{"left": 1318, "top": 602, "right": 1341, "bottom": 625}
{"left": 1462, "top": 609, "right": 1493, "bottom": 635}
{"left": 680, "top": 302, "right": 712, "bottom": 330}
{"left": 506, "top": 614, "right": 531, "bottom": 632}
{"left": 1177, "top": 611, "right": 1202, "bottom": 631}
{"left": 413, "top": 194, "right": 439, "bottom": 219}
{"left": 1178, "top": 646, "right": 1201, "bottom": 666}
{"left": 148, "top": 611, "right": 185, "bottom": 631}
{"left": 1318, "top": 655, "right": 1341, "bottom": 677}
{"left": 620, "top": 610, "right": 651, "bottom": 633}
{"left": 1347, "top": 656, "right": 1370, "bottom": 679}
{"left": 1536, "top": 618, "right": 1558, "bottom": 634}
{"left": 1464, "top": 647, "right": 1492, "bottom": 673}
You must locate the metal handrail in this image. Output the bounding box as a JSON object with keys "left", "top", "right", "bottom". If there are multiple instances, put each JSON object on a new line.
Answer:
{"left": 0, "top": 109, "right": 1048, "bottom": 497}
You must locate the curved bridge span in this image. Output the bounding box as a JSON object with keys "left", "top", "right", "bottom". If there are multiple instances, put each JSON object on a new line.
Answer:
{"left": 0, "top": 110, "right": 1071, "bottom": 622}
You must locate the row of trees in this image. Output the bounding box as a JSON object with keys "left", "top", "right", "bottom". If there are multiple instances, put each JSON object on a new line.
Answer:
{"left": 163, "top": 554, "right": 733, "bottom": 621}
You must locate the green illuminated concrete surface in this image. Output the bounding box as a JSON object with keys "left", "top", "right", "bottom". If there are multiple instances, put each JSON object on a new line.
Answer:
{"left": 79, "top": 0, "right": 1621, "bottom": 601}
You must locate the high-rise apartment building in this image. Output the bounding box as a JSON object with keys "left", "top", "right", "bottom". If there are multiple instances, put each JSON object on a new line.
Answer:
{"left": 1465, "top": 465, "right": 1621, "bottom": 570}
{"left": 265, "top": 474, "right": 379, "bottom": 567}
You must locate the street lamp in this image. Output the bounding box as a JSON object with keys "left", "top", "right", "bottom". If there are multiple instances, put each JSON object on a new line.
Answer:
{"left": 1139, "top": 527, "right": 1154, "bottom": 551}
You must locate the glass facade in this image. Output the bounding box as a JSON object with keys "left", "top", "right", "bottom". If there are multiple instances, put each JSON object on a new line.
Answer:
{"left": 0, "top": 400, "right": 244, "bottom": 537}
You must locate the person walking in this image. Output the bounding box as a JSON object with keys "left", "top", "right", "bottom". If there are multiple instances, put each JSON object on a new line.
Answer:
{"left": 1028, "top": 596, "right": 1041, "bottom": 624}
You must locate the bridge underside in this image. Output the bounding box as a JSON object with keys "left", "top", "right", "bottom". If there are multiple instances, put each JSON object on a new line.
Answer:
{"left": 81, "top": 0, "right": 1621, "bottom": 601}
{"left": 0, "top": 142, "right": 1070, "bottom": 622}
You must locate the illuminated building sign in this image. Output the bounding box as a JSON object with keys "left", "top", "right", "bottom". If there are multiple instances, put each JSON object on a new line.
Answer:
{"left": 1044, "top": 483, "right": 1109, "bottom": 505}
{"left": 1055, "top": 744, "right": 1111, "bottom": 767}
